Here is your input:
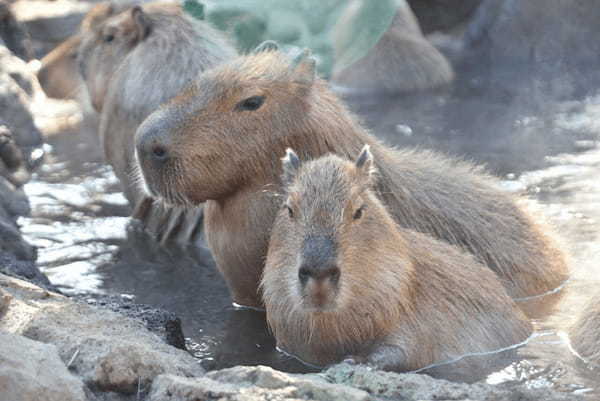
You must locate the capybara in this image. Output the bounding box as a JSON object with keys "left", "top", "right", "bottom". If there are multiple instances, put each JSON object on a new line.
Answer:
{"left": 570, "top": 294, "right": 600, "bottom": 365}
{"left": 77, "top": 1, "right": 237, "bottom": 242}
{"left": 37, "top": 35, "right": 82, "bottom": 99}
{"left": 37, "top": 2, "right": 126, "bottom": 99}
{"left": 135, "top": 45, "right": 568, "bottom": 307}
{"left": 331, "top": 0, "right": 453, "bottom": 94}
{"left": 261, "top": 146, "right": 532, "bottom": 370}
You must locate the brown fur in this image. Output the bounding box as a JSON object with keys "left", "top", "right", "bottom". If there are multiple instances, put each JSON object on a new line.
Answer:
{"left": 261, "top": 149, "right": 532, "bottom": 370}
{"left": 331, "top": 0, "right": 454, "bottom": 94}
{"left": 37, "top": 2, "right": 125, "bottom": 99}
{"left": 135, "top": 49, "right": 568, "bottom": 306}
{"left": 570, "top": 294, "right": 600, "bottom": 365}
{"left": 77, "top": 1, "right": 236, "bottom": 242}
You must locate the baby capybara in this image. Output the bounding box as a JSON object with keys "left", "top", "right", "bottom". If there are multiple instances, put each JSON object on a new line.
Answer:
{"left": 135, "top": 45, "right": 567, "bottom": 306}
{"left": 77, "top": 1, "right": 236, "bottom": 243}
{"left": 261, "top": 147, "right": 532, "bottom": 370}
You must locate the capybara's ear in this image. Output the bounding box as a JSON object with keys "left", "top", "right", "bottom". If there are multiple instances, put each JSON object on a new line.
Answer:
{"left": 355, "top": 144, "right": 375, "bottom": 187}
{"left": 254, "top": 40, "right": 279, "bottom": 54}
{"left": 282, "top": 148, "right": 301, "bottom": 186}
{"left": 291, "top": 49, "right": 316, "bottom": 86}
{"left": 131, "top": 6, "right": 152, "bottom": 41}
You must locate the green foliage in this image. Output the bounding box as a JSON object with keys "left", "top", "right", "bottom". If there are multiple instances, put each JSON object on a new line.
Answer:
{"left": 200, "top": 0, "right": 398, "bottom": 77}
{"left": 183, "top": 0, "right": 205, "bottom": 20}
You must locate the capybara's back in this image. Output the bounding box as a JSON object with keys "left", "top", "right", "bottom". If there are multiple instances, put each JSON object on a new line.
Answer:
{"left": 571, "top": 294, "right": 600, "bottom": 365}
{"left": 331, "top": 0, "right": 454, "bottom": 94}
{"left": 262, "top": 147, "right": 532, "bottom": 371}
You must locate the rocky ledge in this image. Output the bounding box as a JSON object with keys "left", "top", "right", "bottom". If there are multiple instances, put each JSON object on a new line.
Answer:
{"left": 0, "top": 273, "right": 581, "bottom": 401}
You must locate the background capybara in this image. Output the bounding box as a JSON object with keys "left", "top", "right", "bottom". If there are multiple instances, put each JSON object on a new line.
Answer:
{"left": 135, "top": 47, "right": 568, "bottom": 307}
{"left": 262, "top": 146, "right": 532, "bottom": 370}
{"left": 570, "top": 294, "right": 600, "bottom": 366}
{"left": 36, "top": 2, "right": 130, "bottom": 100}
{"left": 331, "top": 0, "right": 454, "bottom": 94}
{"left": 77, "top": 1, "right": 237, "bottom": 243}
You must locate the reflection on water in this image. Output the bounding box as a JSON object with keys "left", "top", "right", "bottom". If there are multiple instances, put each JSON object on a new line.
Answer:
{"left": 18, "top": 92, "right": 600, "bottom": 395}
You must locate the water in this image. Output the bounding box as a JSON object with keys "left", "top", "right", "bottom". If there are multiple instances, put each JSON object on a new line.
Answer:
{"left": 18, "top": 91, "right": 600, "bottom": 394}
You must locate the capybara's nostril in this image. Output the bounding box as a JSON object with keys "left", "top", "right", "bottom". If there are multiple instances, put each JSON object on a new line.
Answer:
{"left": 327, "top": 266, "right": 340, "bottom": 282}
{"left": 298, "top": 264, "right": 340, "bottom": 283}
{"left": 151, "top": 145, "right": 168, "bottom": 161}
{"left": 299, "top": 267, "right": 311, "bottom": 283}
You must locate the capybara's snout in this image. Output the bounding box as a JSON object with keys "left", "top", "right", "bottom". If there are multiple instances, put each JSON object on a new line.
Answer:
{"left": 135, "top": 113, "right": 173, "bottom": 168}
{"left": 298, "top": 235, "right": 340, "bottom": 285}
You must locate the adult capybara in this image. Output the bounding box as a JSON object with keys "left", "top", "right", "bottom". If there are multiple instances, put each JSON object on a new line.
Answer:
{"left": 331, "top": 0, "right": 453, "bottom": 94}
{"left": 135, "top": 45, "right": 568, "bottom": 307}
{"left": 570, "top": 294, "right": 600, "bottom": 366}
{"left": 37, "top": 2, "right": 126, "bottom": 99}
{"left": 261, "top": 146, "right": 532, "bottom": 370}
{"left": 77, "top": 1, "right": 237, "bottom": 242}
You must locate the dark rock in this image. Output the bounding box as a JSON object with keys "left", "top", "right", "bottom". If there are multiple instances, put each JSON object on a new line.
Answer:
{"left": 407, "top": 0, "right": 482, "bottom": 33}
{"left": 0, "top": 0, "right": 33, "bottom": 60}
{"left": 74, "top": 294, "right": 187, "bottom": 350}
{"left": 0, "top": 63, "right": 44, "bottom": 168}
{"left": 462, "top": 0, "right": 600, "bottom": 98}
{"left": 0, "top": 251, "right": 53, "bottom": 288}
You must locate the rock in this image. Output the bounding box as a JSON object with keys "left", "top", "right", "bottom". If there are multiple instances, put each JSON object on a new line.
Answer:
{"left": 407, "top": 0, "right": 482, "bottom": 33}
{"left": 0, "top": 44, "right": 37, "bottom": 95}
{"left": 150, "top": 363, "right": 579, "bottom": 401}
{"left": 0, "top": 252, "right": 51, "bottom": 288}
{"left": 0, "top": 219, "right": 36, "bottom": 261}
{"left": 0, "top": 0, "right": 33, "bottom": 60}
{"left": 323, "top": 363, "right": 580, "bottom": 401}
{"left": 0, "top": 273, "right": 205, "bottom": 396}
{"left": 0, "top": 124, "right": 31, "bottom": 187}
{"left": 10, "top": 0, "right": 90, "bottom": 35}
{"left": 0, "top": 68, "right": 44, "bottom": 163}
{"left": 76, "top": 293, "right": 187, "bottom": 350}
{"left": 149, "top": 366, "right": 371, "bottom": 401}
{"left": 0, "top": 175, "right": 29, "bottom": 216}
{"left": 10, "top": 0, "right": 91, "bottom": 50}
{"left": 0, "top": 331, "right": 87, "bottom": 401}
{"left": 463, "top": 0, "right": 600, "bottom": 97}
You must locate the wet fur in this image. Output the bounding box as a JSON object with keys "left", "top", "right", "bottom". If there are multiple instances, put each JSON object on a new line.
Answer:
{"left": 262, "top": 153, "right": 532, "bottom": 370}
{"left": 571, "top": 294, "right": 600, "bottom": 365}
{"left": 136, "top": 50, "right": 568, "bottom": 305}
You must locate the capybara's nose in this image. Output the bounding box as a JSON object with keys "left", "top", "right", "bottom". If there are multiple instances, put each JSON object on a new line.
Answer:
{"left": 299, "top": 235, "right": 339, "bottom": 283}
{"left": 299, "top": 263, "right": 340, "bottom": 283}
{"left": 136, "top": 120, "right": 172, "bottom": 165}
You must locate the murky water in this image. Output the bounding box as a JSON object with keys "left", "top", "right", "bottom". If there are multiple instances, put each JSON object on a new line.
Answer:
{"left": 18, "top": 91, "right": 600, "bottom": 394}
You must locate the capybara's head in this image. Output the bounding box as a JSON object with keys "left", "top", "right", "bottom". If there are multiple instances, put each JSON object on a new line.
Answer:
{"left": 262, "top": 145, "right": 396, "bottom": 313}
{"left": 38, "top": 2, "right": 125, "bottom": 100}
{"left": 38, "top": 36, "right": 81, "bottom": 99}
{"left": 77, "top": 3, "right": 152, "bottom": 111}
{"left": 135, "top": 43, "right": 320, "bottom": 205}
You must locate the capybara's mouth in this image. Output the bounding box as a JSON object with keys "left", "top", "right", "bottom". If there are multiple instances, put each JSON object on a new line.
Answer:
{"left": 302, "top": 290, "right": 338, "bottom": 312}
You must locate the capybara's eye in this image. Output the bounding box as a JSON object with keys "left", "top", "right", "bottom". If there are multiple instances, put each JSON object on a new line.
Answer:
{"left": 353, "top": 205, "right": 366, "bottom": 220}
{"left": 103, "top": 34, "right": 115, "bottom": 43}
{"left": 286, "top": 205, "right": 294, "bottom": 218}
{"left": 235, "top": 95, "right": 265, "bottom": 112}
